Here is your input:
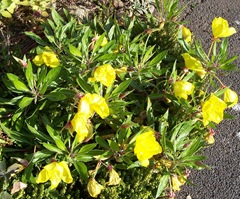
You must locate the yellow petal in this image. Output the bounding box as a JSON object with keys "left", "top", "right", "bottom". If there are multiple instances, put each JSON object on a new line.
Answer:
{"left": 134, "top": 128, "right": 162, "bottom": 167}
{"left": 202, "top": 94, "right": 227, "bottom": 126}
{"left": 78, "top": 94, "right": 93, "bottom": 118}
{"left": 173, "top": 81, "right": 194, "bottom": 100}
{"left": 92, "top": 64, "right": 116, "bottom": 87}
{"left": 49, "top": 172, "right": 61, "bottom": 190}
{"left": 71, "top": 112, "right": 92, "bottom": 143}
{"left": 140, "top": 159, "right": 150, "bottom": 167}
{"left": 182, "top": 53, "right": 206, "bottom": 76}
{"left": 182, "top": 26, "right": 192, "bottom": 43}
{"left": 33, "top": 55, "right": 44, "bottom": 66}
{"left": 224, "top": 88, "right": 238, "bottom": 107}
{"left": 58, "top": 161, "right": 73, "bottom": 184}
{"left": 42, "top": 51, "right": 60, "bottom": 68}
{"left": 36, "top": 168, "right": 49, "bottom": 184}
{"left": 90, "top": 94, "right": 110, "bottom": 119}
{"left": 212, "top": 17, "right": 236, "bottom": 38}
{"left": 87, "top": 178, "right": 104, "bottom": 198}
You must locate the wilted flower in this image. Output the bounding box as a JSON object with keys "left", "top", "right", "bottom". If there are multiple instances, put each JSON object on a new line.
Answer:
{"left": 182, "top": 53, "right": 206, "bottom": 78}
{"left": 212, "top": 17, "right": 236, "bottom": 39}
{"left": 202, "top": 94, "right": 227, "bottom": 126}
{"left": 115, "top": 66, "right": 127, "bottom": 76}
{"left": 171, "top": 175, "right": 185, "bottom": 191}
{"left": 71, "top": 112, "right": 93, "bottom": 143}
{"left": 182, "top": 26, "right": 192, "bottom": 43}
{"left": 173, "top": 81, "right": 194, "bottom": 100}
{"left": 78, "top": 93, "right": 110, "bottom": 119}
{"left": 224, "top": 88, "right": 238, "bottom": 107}
{"left": 89, "top": 64, "right": 116, "bottom": 87}
{"left": 87, "top": 178, "right": 104, "bottom": 198}
{"left": 108, "top": 168, "right": 121, "bottom": 185}
{"left": 33, "top": 46, "right": 60, "bottom": 68}
{"left": 205, "top": 133, "right": 215, "bottom": 144}
{"left": 36, "top": 161, "right": 73, "bottom": 189}
{"left": 134, "top": 128, "right": 162, "bottom": 167}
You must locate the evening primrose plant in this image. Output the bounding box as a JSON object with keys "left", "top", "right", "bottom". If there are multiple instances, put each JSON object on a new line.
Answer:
{"left": 0, "top": 1, "right": 238, "bottom": 198}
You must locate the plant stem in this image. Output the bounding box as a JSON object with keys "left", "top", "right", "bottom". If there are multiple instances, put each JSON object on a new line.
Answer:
{"left": 207, "top": 40, "right": 214, "bottom": 58}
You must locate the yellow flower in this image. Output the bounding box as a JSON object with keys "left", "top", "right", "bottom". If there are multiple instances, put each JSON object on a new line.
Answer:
{"left": 33, "top": 47, "right": 60, "bottom": 68}
{"left": 212, "top": 17, "right": 236, "bottom": 38}
{"left": 224, "top": 88, "right": 238, "bottom": 107}
{"left": 108, "top": 168, "right": 121, "bottom": 186}
{"left": 134, "top": 128, "right": 162, "bottom": 167}
{"left": 182, "top": 26, "right": 192, "bottom": 43}
{"left": 202, "top": 94, "right": 227, "bottom": 126}
{"left": 87, "top": 178, "right": 104, "bottom": 198}
{"left": 36, "top": 161, "right": 73, "bottom": 189}
{"left": 171, "top": 175, "right": 185, "bottom": 191}
{"left": 78, "top": 93, "right": 110, "bottom": 119}
{"left": 89, "top": 64, "right": 116, "bottom": 87}
{"left": 173, "top": 81, "right": 194, "bottom": 100}
{"left": 71, "top": 112, "right": 93, "bottom": 143}
{"left": 182, "top": 53, "right": 206, "bottom": 77}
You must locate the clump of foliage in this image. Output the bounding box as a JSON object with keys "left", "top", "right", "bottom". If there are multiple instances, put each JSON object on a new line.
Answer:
{"left": 0, "top": 0, "right": 238, "bottom": 198}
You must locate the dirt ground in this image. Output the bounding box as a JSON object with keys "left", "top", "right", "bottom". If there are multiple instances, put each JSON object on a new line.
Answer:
{"left": 178, "top": 0, "right": 240, "bottom": 198}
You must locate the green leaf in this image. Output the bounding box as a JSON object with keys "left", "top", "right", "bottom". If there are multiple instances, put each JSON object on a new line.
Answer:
{"left": 41, "top": 115, "right": 67, "bottom": 152}
{"left": 43, "top": 143, "right": 63, "bottom": 154}
{"left": 181, "top": 155, "right": 206, "bottom": 163}
{"left": 171, "top": 120, "right": 196, "bottom": 152}
{"left": 32, "top": 150, "right": 53, "bottom": 164}
{"left": 18, "top": 97, "right": 34, "bottom": 109}
{"left": 155, "top": 174, "right": 170, "bottom": 198}
{"left": 79, "top": 143, "right": 97, "bottom": 153}
{"left": 146, "top": 97, "right": 154, "bottom": 126}
{"left": 6, "top": 73, "right": 29, "bottom": 92}
{"left": 179, "top": 138, "right": 204, "bottom": 158}
{"left": 25, "top": 60, "right": 34, "bottom": 89}
{"left": 26, "top": 123, "right": 53, "bottom": 142}
{"left": 22, "top": 162, "right": 34, "bottom": 182}
{"left": 0, "top": 123, "right": 32, "bottom": 145}
{"left": 142, "top": 46, "right": 155, "bottom": 64}
{"left": 68, "top": 44, "right": 82, "bottom": 57}
{"left": 45, "top": 88, "right": 75, "bottom": 101}
{"left": 45, "top": 92, "right": 67, "bottom": 101}
{"left": 95, "top": 136, "right": 109, "bottom": 149}
{"left": 108, "top": 140, "right": 119, "bottom": 151}
{"left": 92, "top": 33, "right": 106, "bottom": 54}
{"left": 95, "top": 53, "right": 118, "bottom": 62}
{"left": 51, "top": 8, "right": 64, "bottom": 27}
{"left": 76, "top": 76, "right": 93, "bottom": 93}
{"left": 73, "top": 162, "right": 88, "bottom": 183}
{"left": 40, "top": 67, "right": 61, "bottom": 94}
{"left": 25, "top": 31, "right": 48, "bottom": 46}
{"left": 110, "top": 79, "right": 131, "bottom": 98}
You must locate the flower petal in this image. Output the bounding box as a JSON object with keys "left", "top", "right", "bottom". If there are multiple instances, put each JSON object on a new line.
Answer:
{"left": 58, "top": 161, "right": 73, "bottom": 184}
{"left": 36, "top": 168, "right": 49, "bottom": 184}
